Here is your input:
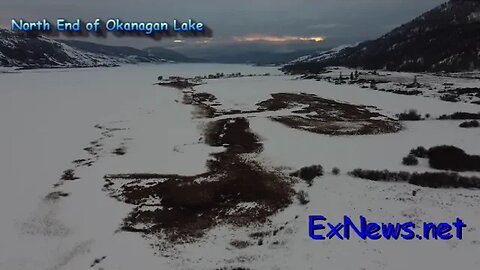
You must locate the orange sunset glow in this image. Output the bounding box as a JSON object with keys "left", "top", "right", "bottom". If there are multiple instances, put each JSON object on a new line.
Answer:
{"left": 234, "top": 34, "right": 325, "bottom": 43}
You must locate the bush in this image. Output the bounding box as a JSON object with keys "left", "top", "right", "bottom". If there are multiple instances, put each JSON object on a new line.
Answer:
{"left": 348, "top": 169, "right": 410, "bottom": 182}
{"left": 296, "top": 190, "right": 310, "bottom": 205}
{"left": 409, "top": 172, "right": 480, "bottom": 189}
{"left": 440, "top": 94, "right": 460, "bottom": 103}
{"left": 332, "top": 167, "right": 340, "bottom": 175}
{"left": 459, "top": 120, "right": 479, "bottom": 128}
{"left": 402, "top": 155, "right": 419, "bottom": 166}
{"left": 349, "top": 168, "right": 480, "bottom": 189}
{"left": 290, "top": 165, "right": 323, "bottom": 186}
{"left": 409, "top": 146, "right": 428, "bottom": 158}
{"left": 398, "top": 109, "right": 422, "bottom": 121}
{"left": 438, "top": 112, "right": 480, "bottom": 120}
{"left": 428, "top": 145, "right": 480, "bottom": 172}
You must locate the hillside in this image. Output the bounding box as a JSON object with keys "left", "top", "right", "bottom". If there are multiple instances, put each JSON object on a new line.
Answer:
{"left": 62, "top": 40, "right": 198, "bottom": 63}
{"left": 0, "top": 29, "right": 122, "bottom": 68}
{"left": 143, "top": 46, "right": 203, "bottom": 63}
{"left": 0, "top": 29, "right": 194, "bottom": 68}
{"left": 284, "top": 0, "right": 480, "bottom": 73}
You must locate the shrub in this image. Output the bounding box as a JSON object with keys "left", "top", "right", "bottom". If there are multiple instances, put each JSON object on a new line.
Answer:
{"left": 402, "top": 155, "right": 419, "bottom": 166}
{"left": 349, "top": 168, "right": 480, "bottom": 189}
{"left": 398, "top": 109, "right": 422, "bottom": 121}
{"left": 428, "top": 145, "right": 480, "bottom": 172}
{"left": 438, "top": 112, "right": 480, "bottom": 120}
{"left": 332, "top": 167, "right": 340, "bottom": 175}
{"left": 459, "top": 120, "right": 479, "bottom": 128}
{"left": 440, "top": 94, "right": 460, "bottom": 103}
{"left": 348, "top": 169, "right": 410, "bottom": 182}
{"left": 290, "top": 165, "right": 323, "bottom": 186}
{"left": 409, "top": 172, "right": 480, "bottom": 189}
{"left": 296, "top": 190, "right": 310, "bottom": 205}
{"left": 409, "top": 146, "right": 428, "bottom": 158}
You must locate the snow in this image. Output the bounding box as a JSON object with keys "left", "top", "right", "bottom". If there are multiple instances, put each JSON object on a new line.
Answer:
{"left": 0, "top": 29, "right": 156, "bottom": 68}
{"left": 289, "top": 44, "right": 356, "bottom": 64}
{"left": 196, "top": 73, "right": 479, "bottom": 118}
{"left": 1, "top": 64, "right": 480, "bottom": 270}
{"left": 309, "top": 66, "right": 480, "bottom": 105}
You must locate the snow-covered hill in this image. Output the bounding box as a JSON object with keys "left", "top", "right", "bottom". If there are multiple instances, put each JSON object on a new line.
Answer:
{"left": 288, "top": 44, "right": 355, "bottom": 65}
{"left": 0, "top": 29, "right": 192, "bottom": 68}
{"left": 0, "top": 29, "right": 125, "bottom": 68}
{"left": 285, "top": 0, "right": 480, "bottom": 73}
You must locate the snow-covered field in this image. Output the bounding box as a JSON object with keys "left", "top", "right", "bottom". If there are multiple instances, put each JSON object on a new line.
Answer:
{"left": 311, "top": 67, "right": 480, "bottom": 105}
{"left": 1, "top": 63, "right": 479, "bottom": 270}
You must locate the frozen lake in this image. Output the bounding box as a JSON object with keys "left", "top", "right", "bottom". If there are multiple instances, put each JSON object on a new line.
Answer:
{"left": 1, "top": 63, "right": 479, "bottom": 270}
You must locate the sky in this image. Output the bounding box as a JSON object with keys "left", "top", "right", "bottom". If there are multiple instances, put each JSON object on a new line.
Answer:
{"left": 1, "top": 0, "right": 447, "bottom": 51}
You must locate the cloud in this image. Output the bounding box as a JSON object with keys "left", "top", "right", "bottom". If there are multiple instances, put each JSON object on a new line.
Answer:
{"left": 234, "top": 34, "right": 325, "bottom": 43}
{"left": 307, "top": 23, "right": 345, "bottom": 30}
{"left": 0, "top": 0, "right": 446, "bottom": 48}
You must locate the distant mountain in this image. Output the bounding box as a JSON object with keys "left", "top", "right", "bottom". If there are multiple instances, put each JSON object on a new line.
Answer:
{"left": 143, "top": 47, "right": 203, "bottom": 63}
{"left": 59, "top": 40, "right": 158, "bottom": 62}
{"left": 199, "top": 49, "right": 324, "bottom": 65}
{"left": 288, "top": 44, "right": 355, "bottom": 65}
{"left": 170, "top": 41, "right": 329, "bottom": 65}
{"left": 61, "top": 40, "right": 199, "bottom": 63}
{"left": 284, "top": 0, "right": 480, "bottom": 73}
{"left": 0, "top": 29, "right": 123, "bottom": 68}
{"left": 0, "top": 29, "right": 196, "bottom": 68}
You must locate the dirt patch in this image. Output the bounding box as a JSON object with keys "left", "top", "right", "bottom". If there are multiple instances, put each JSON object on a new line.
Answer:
{"left": 103, "top": 117, "right": 293, "bottom": 243}
{"left": 256, "top": 93, "right": 401, "bottom": 135}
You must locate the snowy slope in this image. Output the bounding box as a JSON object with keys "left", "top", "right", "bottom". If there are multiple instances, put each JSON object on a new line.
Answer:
{"left": 0, "top": 29, "right": 126, "bottom": 68}
{"left": 0, "top": 29, "right": 191, "bottom": 68}
{"left": 285, "top": 0, "right": 480, "bottom": 73}
{"left": 288, "top": 44, "right": 355, "bottom": 65}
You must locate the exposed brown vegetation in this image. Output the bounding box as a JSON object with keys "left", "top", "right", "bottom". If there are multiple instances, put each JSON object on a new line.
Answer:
{"left": 256, "top": 93, "right": 401, "bottom": 135}
{"left": 349, "top": 168, "right": 480, "bottom": 189}
{"left": 103, "top": 118, "right": 293, "bottom": 243}
{"left": 155, "top": 80, "right": 201, "bottom": 89}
